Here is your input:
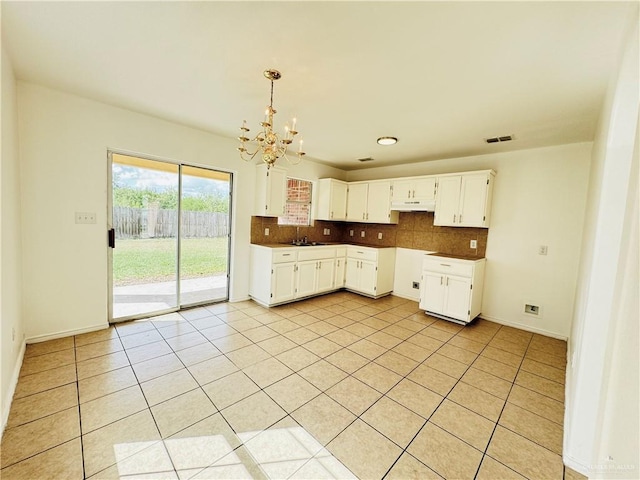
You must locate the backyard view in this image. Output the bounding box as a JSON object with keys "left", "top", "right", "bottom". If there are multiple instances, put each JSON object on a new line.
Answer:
{"left": 111, "top": 154, "right": 231, "bottom": 319}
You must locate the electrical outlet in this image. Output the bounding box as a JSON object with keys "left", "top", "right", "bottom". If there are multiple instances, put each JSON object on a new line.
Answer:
{"left": 264, "top": 228, "right": 269, "bottom": 236}
{"left": 360, "top": 231, "right": 366, "bottom": 238}
{"left": 525, "top": 304, "right": 540, "bottom": 315}
{"left": 470, "top": 239, "right": 477, "bottom": 249}
{"left": 378, "top": 232, "right": 383, "bottom": 240}
{"left": 349, "top": 230, "right": 354, "bottom": 237}
{"left": 75, "top": 212, "right": 96, "bottom": 224}
{"left": 539, "top": 245, "right": 548, "bottom": 255}
{"left": 412, "top": 282, "right": 420, "bottom": 289}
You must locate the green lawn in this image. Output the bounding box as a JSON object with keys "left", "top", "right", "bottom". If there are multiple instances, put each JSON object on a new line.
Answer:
{"left": 113, "top": 237, "right": 228, "bottom": 286}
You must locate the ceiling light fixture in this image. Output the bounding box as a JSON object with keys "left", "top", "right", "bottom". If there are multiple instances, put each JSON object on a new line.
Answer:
{"left": 238, "top": 69, "right": 305, "bottom": 168}
{"left": 377, "top": 136, "right": 398, "bottom": 146}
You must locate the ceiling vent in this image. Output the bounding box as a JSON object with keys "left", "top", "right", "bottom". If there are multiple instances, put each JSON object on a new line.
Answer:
{"left": 358, "top": 157, "right": 375, "bottom": 162}
{"left": 485, "top": 135, "right": 513, "bottom": 144}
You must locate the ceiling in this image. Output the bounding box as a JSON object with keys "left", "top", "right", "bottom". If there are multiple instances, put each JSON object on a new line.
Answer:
{"left": 2, "top": 1, "right": 637, "bottom": 170}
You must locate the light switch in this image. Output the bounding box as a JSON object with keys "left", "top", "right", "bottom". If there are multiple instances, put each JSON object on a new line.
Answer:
{"left": 264, "top": 228, "right": 269, "bottom": 236}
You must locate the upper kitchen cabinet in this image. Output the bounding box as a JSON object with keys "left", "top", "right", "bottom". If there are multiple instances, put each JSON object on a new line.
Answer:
{"left": 254, "top": 164, "right": 287, "bottom": 217}
{"left": 434, "top": 171, "right": 495, "bottom": 228}
{"left": 391, "top": 176, "right": 437, "bottom": 211}
{"left": 315, "top": 178, "right": 348, "bottom": 221}
{"left": 346, "top": 181, "right": 399, "bottom": 224}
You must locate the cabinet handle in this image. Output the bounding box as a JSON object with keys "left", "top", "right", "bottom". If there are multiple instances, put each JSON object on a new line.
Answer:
{"left": 356, "top": 251, "right": 364, "bottom": 254}
{"left": 459, "top": 214, "right": 463, "bottom": 223}
{"left": 412, "top": 189, "right": 416, "bottom": 198}
{"left": 337, "top": 260, "right": 340, "bottom": 267}
{"left": 453, "top": 214, "right": 457, "bottom": 223}
{"left": 331, "top": 212, "right": 333, "bottom": 219}
{"left": 440, "top": 263, "right": 451, "bottom": 267}
{"left": 407, "top": 189, "right": 411, "bottom": 199}
{"left": 283, "top": 254, "right": 291, "bottom": 256}
{"left": 319, "top": 262, "right": 322, "bottom": 270}
{"left": 440, "top": 276, "right": 443, "bottom": 285}
{"left": 446, "top": 277, "right": 449, "bottom": 286}
{"left": 366, "top": 213, "right": 369, "bottom": 220}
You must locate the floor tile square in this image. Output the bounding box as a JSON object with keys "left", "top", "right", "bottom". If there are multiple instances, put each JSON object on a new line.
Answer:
{"left": 283, "top": 327, "right": 321, "bottom": 344}
{"left": 257, "top": 335, "right": 298, "bottom": 355}
{"left": 328, "top": 419, "right": 402, "bottom": 480}
{"left": 225, "top": 343, "right": 271, "bottom": 369}
{"left": 448, "top": 382, "right": 506, "bottom": 422}
{"left": 241, "top": 325, "right": 279, "bottom": 343}
{"left": 164, "top": 331, "right": 208, "bottom": 352}
{"left": 77, "top": 351, "right": 130, "bottom": 380}
{"left": 80, "top": 385, "right": 148, "bottom": 433}
{"left": 201, "top": 371, "right": 260, "bottom": 410}
{"left": 174, "top": 342, "right": 221, "bottom": 367}
{"left": 325, "top": 376, "right": 382, "bottom": 416}
{"left": 408, "top": 364, "right": 457, "bottom": 396}
{"left": 210, "top": 332, "right": 253, "bottom": 353}
{"left": 392, "top": 341, "right": 433, "bottom": 362}
{"left": 6, "top": 383, "right": 78, "bottom": 428}
{"left": 75, "top": 338, "right": 123, "bottom": 362}
{"left": 515, "top": 370, "right": 564, "bottom": 402}
{"left": 151, "top": 388, "right": 217, "bottom": 438}
{"left": 348, "top": 339, "right": 387, "bottom": 360}
{"left": 325, "top": 348, "right": 369, "bottom": 374}
{"left": 264, "top": 373, "right": 321, "bottom": 412}
{"left": 276, "top": 346, "right": 321, "bottom": 372}
{"left": 221, "top": 391, "right": 287, "bottom": 435}
{"left": 324, "top": 329, "right": 361, "bottom": 347}
{"left": 19, "top": 348, "right": 76, "bottom": 377}
{"left": 119, "top": 329, "right": 164, "bottom": 349}
{"left": 0, "top": 407, "right": 80, "bottom": 468}
{"left": 423, "top": 352, "right": 468, "bottom": 378}
{"left": 243, "top": 357, "right": 294, "bottom": 388}
{"left": 438, "top": 343, "right": 478, "bottom": 365}
{"left": 508, "top": 385, "right": 565, "bottom": 425}
{"left": 303, "top": 337, "right": 342, "bottom": 358}
{"left": 126, "top": 340, "right": 173, "bottom": 365}
{"left": 352, "top": 362, "right": 402, "bottom": 393}
{"left": 408, "top": 422, "right": 483, "bottom": 479}
{"left": 0, "top": 438, "right": 83, "bottom": 480}
{"left": 520, "top": 358, "right": 566, "bottom": 384}
{"left": 472, "top": 355, "right": 518, "bottom": 382}
{"left": 13, "top": 364, "right": 77, "bottom": 399}
{"left": 499, "top": 402, "right": 563, "bottom": 454}
{"left": 75, "top": 327, "right": 119, "bottom": 347}
{"left": 387, "top": 378, "right": 444, "bottom": 418}
{"left": 132, "top": 353, "right": 184, "bottom": 383}
{"left": 187, "top": 355, "right": 238, "bottom": 385}
{"left": 476, "top": 455, "right": 526, "bottom": 479}
{"left": 385, "top": 452, "right": 443, "bottom": 479}
{"left": 460, "top": 367, "right": 512, "bottom": 400}
{"left": 141, "top": 368, "right": 199, "bottom": 406}
{"left": 298, "top": 360, "right": 348, "bottom": 391}
{"left": 430, "top": 399, "right": 495, "bottom": 451}
{"left": 291, "top": 394, "right": 356, "bottom": 446}
{"left": 487, "top": 426, "right": 563, "bottom": 479}
{"left": 374, "top": 350, "right": 419, "bottom": 376}
{"left": 361, "top": 396, "right": 425, "bottom": 448}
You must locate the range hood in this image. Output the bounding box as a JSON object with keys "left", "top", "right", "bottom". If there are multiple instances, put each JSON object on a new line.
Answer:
{"left": 390, "top": 199, "right": 436, "bottom": 212}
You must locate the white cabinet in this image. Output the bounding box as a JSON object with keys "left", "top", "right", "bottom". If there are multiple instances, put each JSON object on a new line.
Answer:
{"left": 419, "top": 255, "right": 486, "bottom": 324}
{"left": 434, "top": 171, "right": 495, "bottom": 227}
{"left": 296, "top": 248, "right": 336, "bottom": 298}
{"left": 249, "top": 245, "right": 340, "bottom": 307}
{"left": 391, "top": 176, "right": 437, "bottom": 209}
{"left": 346, "top": 181, "right": 399, "bottom": 224}
{"left": 345, "top": 246, "right": 396, "bottom": 297}
{"left": 315, "top": 179, "right": 348, "bottom": 221}
{"left": 254, "top": 164, "right": 287, "bottom": 217}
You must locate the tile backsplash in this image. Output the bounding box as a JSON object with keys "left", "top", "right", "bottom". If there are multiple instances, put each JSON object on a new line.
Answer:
{"left": 251, "top": 211, "right": 488, "bottom": 257}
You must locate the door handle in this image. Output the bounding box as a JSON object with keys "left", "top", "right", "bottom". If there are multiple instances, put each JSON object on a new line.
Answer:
{"left": 108, "top": 228, "right": 116, "bottom": 248}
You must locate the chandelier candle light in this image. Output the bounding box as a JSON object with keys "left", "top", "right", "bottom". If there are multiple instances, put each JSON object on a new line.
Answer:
{"left": 238, "top": 69, "right": 305, "bottom": 168}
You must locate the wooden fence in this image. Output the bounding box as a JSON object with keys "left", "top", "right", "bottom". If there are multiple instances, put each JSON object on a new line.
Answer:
{"left": 114, "top": 206, "right": 229, "bottom": 239}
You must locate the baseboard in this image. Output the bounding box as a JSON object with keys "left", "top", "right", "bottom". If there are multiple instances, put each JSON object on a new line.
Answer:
{"left": 479, "top": 314, "right": 568, "bottom": 341}
{"left": 563, "top": 453, "right": 591, "bottom": 477}
{"left": 1, "top": 340, "right": 26, "bottom": 439}
{"left": 229, "top": 295, "right": 250, "bottom": 303}
{"left": 26, "top": 322, "right": 108, "bottom": 344}
{"left": 390, "top": 292, "right": 420, "bottom": 302}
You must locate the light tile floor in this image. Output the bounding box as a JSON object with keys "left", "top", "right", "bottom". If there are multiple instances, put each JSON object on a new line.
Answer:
{"left": 1, "top": 292, "right": 586, "bottom": 480}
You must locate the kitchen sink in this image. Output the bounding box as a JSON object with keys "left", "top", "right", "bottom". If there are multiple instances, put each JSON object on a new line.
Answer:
{"left": 289, "top": 241, "right": 327, "bottom": 246}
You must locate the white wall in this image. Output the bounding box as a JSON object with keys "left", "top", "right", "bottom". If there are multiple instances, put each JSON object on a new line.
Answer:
{"left": 1, "top": 47, "right": 25, "bottom": 434}
{"left": 348, "top": 143, "right": 591, "bottom": 339}
{"left": 564, "top": 17, "right": 639, "bottom": 478}
{"left": 17, "top": 82, "right": 345, "bottom": 341}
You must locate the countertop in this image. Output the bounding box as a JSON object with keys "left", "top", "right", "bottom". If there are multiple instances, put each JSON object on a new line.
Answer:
{"left": 252, "top": 242, "right": 393, "bottom": 249}
{"left": 426, "top": 252, "right": 486, "bottom": 261}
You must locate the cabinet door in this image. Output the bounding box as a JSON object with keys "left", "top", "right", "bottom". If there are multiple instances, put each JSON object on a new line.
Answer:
{"left": 265, "top": 167, "right": 287, "bottom": 217}
{"left": 359, "top": 260, "right": 377, "bottom": 295}
{"left": 434, "top": 176, "right": 461, "bottom": 226}
{"left": 443, "top": 275, "right": 472, "bottom": 321}
{"left": 391, "top": 179, "right": 414, "bottom": 203}
{"left": 316, "top": 259, "right": 335, "bottom": 293}
{"left": 331, "top": 181, "right": 348, "bottom": 220}
{"left": 334, "top": 257, "right": 346, "bottom": 288}
{"left": 421, "top": 271, "right": 446, "bottom": 314}
{"left": 296, "top": 261, "right": 318, "bottom": 298}
{"left": 272, "top": 263, "right": 296, "bottom": 303}
{"left": 458, "top": 173, "right": 488, "bottom": 227}
{"left": 367, "top": 182, "right": 392, "bottom": 223}
{"left": 414, "top": 177, "right": 437, "bottom": 202}
{"left": 344, "top": 258, "right": 360, "bottom": 290}
{"left": 346, "top": 183, "right": 368, "bottom": 221}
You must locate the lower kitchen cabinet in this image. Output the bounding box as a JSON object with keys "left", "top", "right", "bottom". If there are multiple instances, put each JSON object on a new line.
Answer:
{"left": 345, "top": 246, "right": 396, "bottom": 298}
{"left": 419, "top": 254, "right": 486, "bottom": 324}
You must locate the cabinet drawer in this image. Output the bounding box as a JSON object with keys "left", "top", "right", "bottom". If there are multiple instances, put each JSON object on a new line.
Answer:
{"left": 347, "top": 247, "right": 377, "bottom": 261}
{"left": 273, "top": 250, "right": 297, "bottom": 263}
{"left": 297, "top": 247, "right": 336, "bottom": 261}
{"left": 423, "top": 259, "right": 473, "bottom": 277}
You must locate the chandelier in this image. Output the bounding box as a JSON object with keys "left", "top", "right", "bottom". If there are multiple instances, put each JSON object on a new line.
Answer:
{"left": 238, "top": 69, "right": 305, "bottom": 168}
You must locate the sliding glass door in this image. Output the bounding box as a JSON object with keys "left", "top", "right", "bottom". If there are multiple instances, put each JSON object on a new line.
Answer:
{"left": 109, "top": 153, "right": 231, "bottom": 322}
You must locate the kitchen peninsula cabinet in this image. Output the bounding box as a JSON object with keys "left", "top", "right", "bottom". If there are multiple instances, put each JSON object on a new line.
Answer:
{"left": 344, "top": 246, "right": 396, "bottom": 297}
{"left": 419, "top": 254, "right": 486, "bottom": 324}
{"left": 434, "top": 171, "right": 495, "bottom": 227}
